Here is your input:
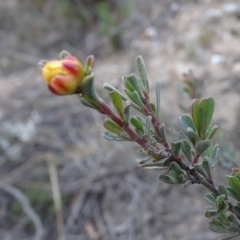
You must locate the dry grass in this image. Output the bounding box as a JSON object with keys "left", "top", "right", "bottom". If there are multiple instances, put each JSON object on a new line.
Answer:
{"left": 1, "top": 0, "right": 240, "bottom": 239}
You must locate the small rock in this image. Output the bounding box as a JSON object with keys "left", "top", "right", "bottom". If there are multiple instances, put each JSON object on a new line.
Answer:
{"left": 210, "top": 54, "right": 225, "bottom": 65}
{"left": 170, "top": 2, "right": 180, "bottom": 12}
{"left": 232, "top": 62, "right": 240, "bottom": 75}
{"left": 223, "top": 3, "right": 240, "bottom": 14}
{"left": 205, "top": 8, "right": 222, "bottom": 20}
{"left": 144, "top": 26, "right": 158, "bottom": 39}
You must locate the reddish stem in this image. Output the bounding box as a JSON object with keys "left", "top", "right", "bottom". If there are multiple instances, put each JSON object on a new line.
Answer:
{"left": 142, "top": 91, "right": 169, "bottom": 148}
{"left": 193, "top": 153, "right": 200, "bottom": 165}
{"left": 99, "top": 100, "right": 159, "bottom": 152}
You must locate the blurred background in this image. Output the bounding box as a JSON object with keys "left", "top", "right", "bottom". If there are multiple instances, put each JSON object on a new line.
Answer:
{"left": 0, "top": 0, "right": 240, "bottom": 239}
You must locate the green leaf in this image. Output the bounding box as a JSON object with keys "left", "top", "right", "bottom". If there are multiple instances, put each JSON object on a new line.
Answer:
{"left": 145, "top": 116, "right": 152, "bottom": 141}
{"left": 103, "top": 83, "right": 128, "bottom": 101}
{"left": 228, "top": 213, "right": 240, "bottom": 225}
{"left": 187, "top": 127, "right": 200, "bottom": 143}
{"left": 210, "top": 203, "right": 229, "bottom": 219}
{"left": 124, "top": 74, "right": 143, "bottom": 97}
{"left": 84, "top": 55, "right": 94, "bottom": 73}
{"left": 199, "top": 97, "right": 215, "bottom": 139}
{"left": 103, "top": 120, "right": 124, "bottom": 135}
{"left": 150, "top": 103, "right": 156, "bottom": 113}
{"left": 184, "top": 180, "right": 191, "bottom": 188}
{"left": 125, "top": 89, "right": 144, "bottom": 108}
{"left": 208, "top": 221, "right": 229, "bottom": 233}
{"left": 102, "top": 132, "right": 127, "bottom": 141}
{"left": 227, "top": 176, "right": 240, "bottom": 201}
{"left": 113, "top": 136, "right": 128, "bottom": 141}
{"left": 136, "top": 155, "right": 151, "bottom": 164}
{"left": 135, "top": 128, "right": 144, "bottom": 137}
{"left": 81, "top": 74, "right": 101, "bottom": 107}
{"left": 236, "top": 172, "right": 240, "bottom": 182}
{"left": 136, "top": 56, "right": 149, "bottom": 93}
{"left": 207, "top": 125, "right": 218, "bottom": 139}
{"left": 179, "top": 114, "right": 197, "bottom": 144}
{"left": 171, "top": 141, "right": 181, "bottom": 157}
{"left": 159, "top": 175, "right": 173, "bottom": 184}
{"left": 103, "top": 132, "right": 115, "bottom": 141}
{"left": 201, "top": 138, "right": 213, "bottom": 159}
{"left": 218, "top": 185, "right": 228, "bottom": 199}
{"left": 183, "top": 87, "right": 191, "bottom": 95}
{"left": 227, "top": 213, "right": 238, "bottom": 227}
{"left": 196, "top": 139, "right": 211, "bottom": 155}
{"left": 168, "top": 170, "right": 180, "bottom": 183}
{"left": 79, "top": 96, "right": 98, "bottom": 110}
{"left": 169, "top": 162, "right": 185, "bottom": 175}
{"left": 225, "top": 187, "right": 239, "bottom": 201}
{"left": 59, "top": 50, "right": 71, "bottom": 59}
{"left": 195, "top": 164, "right": 208, "bottom": 179}
{"left": 212, "top": 144, "right": 220, "bottom": 165}
{"left": 208, "top": 201, "right": 229, "bottom": 219}
{"left": 123, "top": 102, "right": 131, "bottom": 124}
{"left": 156, "top": 82, "right": 161, "bottom": 122}
{"left": 232, "top": 206, "right": 240, "bottom": 217}
{"left": 136, "top": 116, "right": 146, "bottom": 125}
{"left": 181, "top": 139, "right": 192, "bottom": 162}
{"left": 228, "top": 223, "right": 240, "bottom": 233}
{"left": 180, "top": 114, "right": 197, "bottom": 132}
{"left": 130, "top": 117, "right": 144, "bottom": 132}
{"left": 202, "top": 158, "right": 212, "bottom": 178}
{"left": 109, "top": 91, "right": 123, "bottom": 118}
{"left": 160, "top": 124, "right": 167, "bottom": 142}
{"left": 191, "top": 99, "right": 201, "bottom": 134}
{"left": 123, "top": 75, "right": 135, "bottom": 92}
{"left": 232, "top": 168, "right": 240, "bottom": 177}
{"left": 205, "top": 193, "right": 216, "bottom": 205}
{"left": 215, "top": 195, "right": 226, "bottom": 208}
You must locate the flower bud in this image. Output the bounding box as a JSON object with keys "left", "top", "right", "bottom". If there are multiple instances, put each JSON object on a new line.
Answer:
{"left": 41, "top": 56, "right": 84, "bottom": 95}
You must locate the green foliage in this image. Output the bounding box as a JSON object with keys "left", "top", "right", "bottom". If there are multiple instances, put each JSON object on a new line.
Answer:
{"left": 104, "top": 119, "right": 124, "bottom": 135}
{"left": 198, "top": 97, "right": 215, "bottom": 139}
{"left": 196, "top": 139, "right": 211, "bottom": 154}
{"left": 181, "top": 139, "right": 192, "bottom": 162}
{"left": 43, "top": 52, "right": 240, "bottom": 239}
{"left": 179, "top": 114, "right": 197, "bottom": 145}
{"left": 109, "top": 91, "right": 124, "bottom": 118}
{"left": 227, "top": 176, "right": 240, "bottom": 201}
{"left": 171, "top": 141, "right": 181, "bottom": 157}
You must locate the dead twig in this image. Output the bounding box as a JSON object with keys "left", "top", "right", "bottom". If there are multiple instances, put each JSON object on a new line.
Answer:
{"left": 46, "top": 154, "right": 66, "bottom": 240}
{"left": 0, "top": 181, "right": 45, "bottom": 240}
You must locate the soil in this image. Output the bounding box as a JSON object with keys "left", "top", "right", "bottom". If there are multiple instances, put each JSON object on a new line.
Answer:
{"left": 0, "top": 0, "right": 240, "bottom": 239}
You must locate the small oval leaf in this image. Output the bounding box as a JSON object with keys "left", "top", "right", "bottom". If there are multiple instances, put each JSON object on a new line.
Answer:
{"left": 103, "top": 120, "right": 124, "bottom": 135}
{"left": 181, "top": 139, "right": 193, "bottom": 162}
{"left": 208, "top": 221, "right": 229, "bottom": 233}
{"left": 109, "top": 91, "right": 123, "bottom": 118}
{"left": 199, "top": 97, "right": 215, "bottom": 139}
{"left": 196, "top": 139, "right": 211, "bottom": 155}
{"left": 191, "top": 99, "right": 201, "bottom": 134}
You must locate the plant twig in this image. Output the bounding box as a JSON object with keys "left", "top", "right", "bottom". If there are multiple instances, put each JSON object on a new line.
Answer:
{"left": 46, "top": 154, "right": 66, "bottom": 240}
{"left": 172, "top": 157, "right": 219, "bottom": 196}
{"left": 141, "top": 92, "right": 169, "bottom": 148}
{"left": 99, "top": 100, "right": 159, "bottom": 152}
{"left": 0, "top": 181, "right": 45, "bottom": 240}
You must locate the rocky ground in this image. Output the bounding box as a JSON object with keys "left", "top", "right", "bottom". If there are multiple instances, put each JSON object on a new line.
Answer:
{"left": 0, "top": 0, "right": 240, "bottom": 239}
